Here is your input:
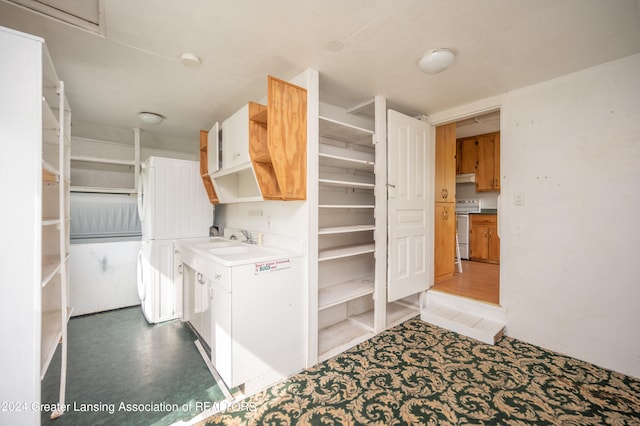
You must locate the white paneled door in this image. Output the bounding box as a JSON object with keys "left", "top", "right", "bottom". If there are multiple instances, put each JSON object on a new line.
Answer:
{"left": 387, "top": 110, "right": 432, "bottom": 302}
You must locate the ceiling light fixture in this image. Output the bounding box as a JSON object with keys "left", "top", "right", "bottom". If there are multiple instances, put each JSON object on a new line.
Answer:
{"left": 180, "top": 52, "right": 201, "bottom": 67}
{"left": 418, "top": 48, "right": 456, "bottom": 74}
{"left": 138, "top": 112, "right": 164, "bottom": 125}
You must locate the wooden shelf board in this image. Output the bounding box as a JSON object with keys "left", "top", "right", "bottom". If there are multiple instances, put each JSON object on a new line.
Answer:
{"left": 318, "top": 178, "right": 374, "bottom": 189}
{"left": 318, "top": 319, "right": 374, "bottom": 362}
{"left": 318, "top": 243, "right": 375, "bottom": 262}
{"left": 71, "top": 186, "right": 137, "bottom": 194}
{"left": 318, "top": 275, "right": 374, "bottom": 310}
{"left": 318, "top": 224, "right": 375, "bottom": 235}
{"left": 250, "top": 107, "right": 268, "bottom": 124}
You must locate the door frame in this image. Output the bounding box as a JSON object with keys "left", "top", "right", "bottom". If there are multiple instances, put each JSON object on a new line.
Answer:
{"left": 427, "top": 94, "right": 505, "bottom": 307}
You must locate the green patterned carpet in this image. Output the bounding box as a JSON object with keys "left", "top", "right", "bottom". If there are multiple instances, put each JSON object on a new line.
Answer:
{"left": 200, "top": 318, "right": 640, "bottom": 425}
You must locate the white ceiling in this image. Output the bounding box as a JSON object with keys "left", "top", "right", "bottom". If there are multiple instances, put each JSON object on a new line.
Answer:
{"left": 1, "top": 0, "right": 639, "bottom": 152}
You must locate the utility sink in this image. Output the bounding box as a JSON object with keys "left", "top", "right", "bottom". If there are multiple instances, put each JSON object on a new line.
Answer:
{"left": 176, "top": 236, "right": 294, "bottom": 266}
{"left": 207, "top": 245, "right": 255, "bottom": 255}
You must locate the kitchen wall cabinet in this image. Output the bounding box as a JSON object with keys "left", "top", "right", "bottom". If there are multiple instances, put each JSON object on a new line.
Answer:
{"left": 456, "top": 136, "right": 478, "bottom": 174}
{"left": 435, "top": 123, "right": 457, "bottom": 203}
{"left": 476, "top": 131, "right": 500, "bottom": 192}
{"left": 208, "top": 76, "right": 307, "bottom": 203}
{"left": 434, "top": 123, "right": 457, "bottom": 282}
{"left": 469, "top": 214, "right": 500, "bottom": 263}
{"left": 0, "top": 26, "right": 71, "bottom": 422}
{"left": 455, "top": 131, "right": 500, "bottom": 192}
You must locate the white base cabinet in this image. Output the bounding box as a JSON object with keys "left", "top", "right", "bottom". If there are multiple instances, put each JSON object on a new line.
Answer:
{"left": 176, "top": 240, "right": 305, "bottom": 396}
{"left": 211, "top": 259, "right": 304, "bottom": 394}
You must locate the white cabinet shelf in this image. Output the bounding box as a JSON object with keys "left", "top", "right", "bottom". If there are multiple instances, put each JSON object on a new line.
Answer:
{"left": 318, "top": 319, "right": 375, "bottom": 362}
{"left": 70, "top": 186, "right": 137, "bottom": 194}
{"left": 319, "top": 204, "right": 375, "bottom": 209}
{"left": 40, "top": 307, "right": 73, "bottom": 380}
{"left": 314, "top": 103, "right": 380, "bottom": 365}
{"left": 319, "top": 116, "right": 374, "bottom": 145}
{"left": 318, "top": 275, "right": 374, "bottom": 311}
{"left": 41, "top": 254, "right": 69, "bottom": 288}
{"left": 318, "top": 243, "right": 375, "bottom": 262}
{"left": 70, "top": 134, "right": 140, "bottom": 195}
{"left": 2, "top": 27, "right": 71, "bottom": 422}
{"left": 318, "top": 178, "right": 374, "bottom": 189}
{"left": 209, "top": 161, "right": 264, "bottom": 203}
{"left": 71, "top": 155, "right": 136, "bottom": 166}
{"left": 318, "top": 225, "right": 375, "bottom": 235}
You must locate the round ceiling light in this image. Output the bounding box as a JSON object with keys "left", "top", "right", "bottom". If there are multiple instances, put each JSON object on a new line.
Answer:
{"left": 418, "top": 48, "right": 456, "bottom": 74}
{"left": 180, "top": 52, "right": 201, "bottom": 67}
{"left": 138, "top": 112, "right": 164, "bottom": 125}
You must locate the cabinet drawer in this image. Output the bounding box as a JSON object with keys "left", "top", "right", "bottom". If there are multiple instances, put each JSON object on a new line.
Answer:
{"left": 471, "top": 214, "right": 497, "bottom": 225}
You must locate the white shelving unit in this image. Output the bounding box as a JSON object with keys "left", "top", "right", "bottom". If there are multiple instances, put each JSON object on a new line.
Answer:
{"left": 70, "top": 130, "right": 140, "bottom": 194}
{"left": 316, "top": 111, "right": 379, "bottom": 362}
{"left": 1, "top": 26, "right": 73, "bottom": 423}
{"left": 41, "top": 47, "right": 72, "bottom": 419}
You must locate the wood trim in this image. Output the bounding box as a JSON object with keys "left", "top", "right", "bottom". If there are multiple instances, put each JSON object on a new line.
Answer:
{"left": 199, "top": 130, "right": 219, "bottom": 204}
{"left": 267, "top": 76, "right": 307, "bottom": 200}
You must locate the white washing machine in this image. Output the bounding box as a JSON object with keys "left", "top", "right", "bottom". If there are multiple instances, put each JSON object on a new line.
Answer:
{"left": 137, "top": 240, "right": 181, "bottom": 323}
{"left": 137, "top": 157, "right": 213, "bottom": 323}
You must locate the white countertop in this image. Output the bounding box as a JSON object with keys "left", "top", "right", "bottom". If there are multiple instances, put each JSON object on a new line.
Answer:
{"left": 174, "top": 237, "right": 303, "bottom": 267}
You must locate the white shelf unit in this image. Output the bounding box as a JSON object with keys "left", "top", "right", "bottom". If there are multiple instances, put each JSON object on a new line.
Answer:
{"left": 316, "top": 113, "right": 379, "bottom": 362}
{"left": 41, "top": 44, "right": 72, "bottom": 418}
{"left": 70, "top": 131, "right": 140, "bottom": 194}
{"left": 0, "top": 27, "right": 73, "bottom": 422}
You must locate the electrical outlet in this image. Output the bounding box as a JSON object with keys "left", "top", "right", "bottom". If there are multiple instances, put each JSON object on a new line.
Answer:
{"left": 514, "top": 193, "right": 525, "bottom": 206}
{"left": 248, "top": 209, "right": 263, "bottom": 217}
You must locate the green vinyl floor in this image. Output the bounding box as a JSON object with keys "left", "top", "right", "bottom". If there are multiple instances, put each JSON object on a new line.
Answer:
{"left": 41, "top": 306, "right": 225, "bottom": 425}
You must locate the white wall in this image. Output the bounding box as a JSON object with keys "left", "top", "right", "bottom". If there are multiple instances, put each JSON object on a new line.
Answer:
{"left": 500, "top": 53, "right": 640, "bottom": 377}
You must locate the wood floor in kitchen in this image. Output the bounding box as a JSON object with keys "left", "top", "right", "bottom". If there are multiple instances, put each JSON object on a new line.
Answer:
{"left": 432, "top": 260, "right": 500, "bottom": 305}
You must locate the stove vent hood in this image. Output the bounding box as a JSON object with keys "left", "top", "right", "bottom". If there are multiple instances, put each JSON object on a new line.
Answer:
{"left": 456, "top": 173, "right": 476, "bottom": 184}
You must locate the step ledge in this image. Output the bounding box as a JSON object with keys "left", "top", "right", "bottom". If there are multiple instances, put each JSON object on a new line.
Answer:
{"left": 421, "top": 309, "right": 505, "bottom": 345}
{"left": 425, "top": 289, "right": 506, "bottom": 323}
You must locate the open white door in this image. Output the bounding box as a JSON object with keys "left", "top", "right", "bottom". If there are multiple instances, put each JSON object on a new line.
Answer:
{"left": 387, "top": 110, "right": 432, "bottom": 302}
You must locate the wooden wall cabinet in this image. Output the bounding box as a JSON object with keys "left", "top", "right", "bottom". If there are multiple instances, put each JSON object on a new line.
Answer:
{"left": 469, "top": 214, "right": 500, "bottom": 263}
{"left": 456, "top": 136, "right": 478, "bottom": 175}
{"left": 455, "top": 131, "right": 500, "bottom": 192}
{"left": 476, "top": 131, "right": 500, "bottom": 192}
{"left": 434, "top": 123, "right": 457, "bottom": 282}
{"left": 208, "top": 76, "right": 307, "bottom": 203}
{"left": 435, "top": 124, "right": 456, "bottom": 203}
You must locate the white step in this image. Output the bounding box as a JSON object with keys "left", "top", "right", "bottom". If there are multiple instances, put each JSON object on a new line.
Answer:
{"left": 421, "top": 290, "right": 506, "bottom": 345}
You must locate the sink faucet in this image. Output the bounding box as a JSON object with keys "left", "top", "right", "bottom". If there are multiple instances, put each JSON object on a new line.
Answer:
{"left": 239, "top": 229, "right": 256, "bottom": 244}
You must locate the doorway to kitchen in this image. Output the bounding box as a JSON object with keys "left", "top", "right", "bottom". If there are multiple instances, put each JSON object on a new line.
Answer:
{"left": 432, "top": 110, "right": 501, "bottom": 306}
